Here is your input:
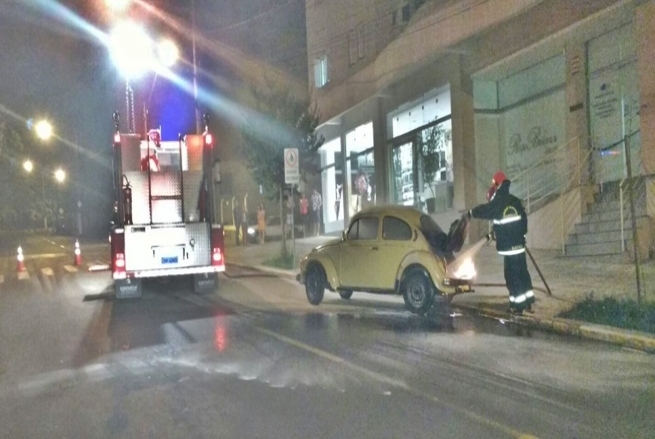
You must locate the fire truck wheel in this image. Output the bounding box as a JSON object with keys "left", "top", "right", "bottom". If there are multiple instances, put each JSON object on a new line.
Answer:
{"left": 305, "top": 264, "right": 325, "bottom": 305}
{"left": 338, "top": 290, "right": 353, "bottom": 300}
{"left": 401, "top": 267, "right": 435, "bottom": 315}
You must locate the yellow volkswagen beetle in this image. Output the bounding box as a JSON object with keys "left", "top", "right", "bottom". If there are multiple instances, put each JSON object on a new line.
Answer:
{"left": 297, "top": 205, "right": 476, "bottom": 314}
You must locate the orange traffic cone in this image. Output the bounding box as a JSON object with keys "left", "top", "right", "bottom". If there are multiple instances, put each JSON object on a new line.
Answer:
{"left": 74, "top": 240, "right": 82, "bottom": 266}
{"left": 16, "top": 246, "right": 26, "bottom": 272}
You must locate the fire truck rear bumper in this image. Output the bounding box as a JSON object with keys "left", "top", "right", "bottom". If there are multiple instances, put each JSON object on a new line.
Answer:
{"left": 114, "top": 265, "right": 225, "bottom": 280}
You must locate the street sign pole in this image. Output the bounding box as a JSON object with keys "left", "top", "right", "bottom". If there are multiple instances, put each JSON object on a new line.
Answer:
{"left": 284, "top": 149, "right": 300, "bottom": 269}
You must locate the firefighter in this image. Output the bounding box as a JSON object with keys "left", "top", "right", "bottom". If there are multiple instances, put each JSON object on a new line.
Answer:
{"left": 466, "top": 171, "right": 535, "bottom": 314}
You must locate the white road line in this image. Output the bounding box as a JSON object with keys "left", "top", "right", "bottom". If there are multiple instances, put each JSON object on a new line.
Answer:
{"left": 40, "top": 267, "right": 54, "bottom": 277}
{"left": 63, "top": 265, "right": 78, "bottom": 273}
{"left": 0, "top": 274, "right": 4, "bottom": 284}
{"left": 17, "top": 271, "right": 30, "bottom": 281}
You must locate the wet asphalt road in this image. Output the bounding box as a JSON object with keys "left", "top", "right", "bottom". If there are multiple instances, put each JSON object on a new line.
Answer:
{"left": 0, "top": 262, "right": 653, "bottom": 439}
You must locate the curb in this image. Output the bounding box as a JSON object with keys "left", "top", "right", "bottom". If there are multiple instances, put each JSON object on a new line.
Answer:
{"left": 225, "top": 259, "right": 655, "bottom": 354}
{"left": 226, "top": 262, "right": 298, "bottom": 280}
{"left": 455, "top": 303, "right": 655, "bottom": 354}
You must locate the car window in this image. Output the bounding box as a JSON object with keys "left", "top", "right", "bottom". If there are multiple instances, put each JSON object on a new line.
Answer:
{"left": 347, "top": 217, "right": 378, "bottom": 240}
{"left": 382, "top": 216, "right": 412, "bottom": 240}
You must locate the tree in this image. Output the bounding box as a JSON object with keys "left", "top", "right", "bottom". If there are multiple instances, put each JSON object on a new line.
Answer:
{"left": 418, "top": 120, "right": 446, "bottom": 204}
{"left": 238, "top": 81, "right": 324, "bottom": 255}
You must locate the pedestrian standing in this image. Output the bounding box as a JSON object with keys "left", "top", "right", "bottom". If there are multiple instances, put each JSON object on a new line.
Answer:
{"left": 299, "top": 193, "right": 309, "bottom": 237}
{"left": 257, "top": 203, "right": 266, "bottom": 243}
{"left": 310, "top": 188, "right": 322, "bottom": 236}
{"left": 233, "top": 201, "right": 242, "bottom": 246}
{"left": 466, "top": 171, "right": 535, "bottom": 314}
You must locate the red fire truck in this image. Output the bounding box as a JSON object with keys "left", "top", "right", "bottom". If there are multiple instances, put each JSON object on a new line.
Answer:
{"left": 109, "top": 113, "right": 225, "bottom": 298}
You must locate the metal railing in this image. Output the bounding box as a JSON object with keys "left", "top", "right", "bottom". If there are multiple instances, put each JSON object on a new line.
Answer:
{"left": 508, "top": 131, "right": 646, "bottom": 255}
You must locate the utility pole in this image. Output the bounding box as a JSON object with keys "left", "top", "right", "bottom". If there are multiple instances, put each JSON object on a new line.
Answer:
{"left": 191, "top": 0, "right": 201, "bottom": 134}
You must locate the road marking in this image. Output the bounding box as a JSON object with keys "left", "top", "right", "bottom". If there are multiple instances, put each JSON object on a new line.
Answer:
{"left": 17, "top": 271, "right": 30, "bottom": 281}
{"left": 63, "top": 265, "right": 78, "bottom": 273}
{"left": 255, "top": 326, "right": 540, "bottom": 439}
{"left": 40, "top": 267, "right": 54, "bottom": 277}
{"left": 0, "top": 275, "right": 3, "bottom": 284}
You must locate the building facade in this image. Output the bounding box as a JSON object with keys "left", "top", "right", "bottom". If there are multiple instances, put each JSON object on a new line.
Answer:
{"left": 306, "top": 0, "right": 655, "bottom": 246}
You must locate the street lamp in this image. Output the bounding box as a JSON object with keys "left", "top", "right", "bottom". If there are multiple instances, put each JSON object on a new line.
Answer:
{"left": 23, "top": 160, "right": 34, "bottom": 173}
{"left": 54, "top": 168, "right": 66, "bottom": 183}
{"left": 34, "top": 120, "right": 53, "bottom": 141}
{"left": 105, "top": 0, "right": 131, "bottom": 12}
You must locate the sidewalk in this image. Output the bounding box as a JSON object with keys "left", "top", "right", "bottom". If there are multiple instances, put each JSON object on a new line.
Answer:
{"left": 225, "top": 235, "right": 655, "bottom": 353}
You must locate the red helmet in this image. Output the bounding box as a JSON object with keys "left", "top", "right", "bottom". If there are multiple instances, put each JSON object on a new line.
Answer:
{"left": 492, "top": 171, "right": 507, "bottom": 186}
{"left": 492, "top": 171, "right": 507, "bottom": 185}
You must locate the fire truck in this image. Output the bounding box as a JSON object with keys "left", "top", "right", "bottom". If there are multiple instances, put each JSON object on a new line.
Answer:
{"left": 109, "top": 113, "right": 225, "bottom": 298}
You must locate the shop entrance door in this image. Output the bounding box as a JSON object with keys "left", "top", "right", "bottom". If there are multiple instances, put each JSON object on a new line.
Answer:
{"left": 391, "top": 141, "right": 417, "bottom": 207}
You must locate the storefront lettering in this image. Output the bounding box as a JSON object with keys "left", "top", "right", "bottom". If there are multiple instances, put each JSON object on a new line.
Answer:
{"left": 508, "top": 127, "right": 558, "bottom": 156}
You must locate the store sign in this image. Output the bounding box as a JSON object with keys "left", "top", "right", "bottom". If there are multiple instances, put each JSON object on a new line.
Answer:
{"left": 284, "top": 148, "right": 300, "bottom": 184}
{"left": 503, "top": 90, "right": 565, "bottom": 177}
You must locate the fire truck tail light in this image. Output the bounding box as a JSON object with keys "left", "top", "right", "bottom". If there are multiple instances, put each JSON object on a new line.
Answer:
{"left": 115, "top": 253, "right": 125, "bottom": 268}
{"left": 205, "top": 133, "right": 213, "bottom": 146}
{"left": 114, "top": 133, "right": 121, "bottom": 144}
{"left": 212, "top": 248, "right": 223, "bottom": 264}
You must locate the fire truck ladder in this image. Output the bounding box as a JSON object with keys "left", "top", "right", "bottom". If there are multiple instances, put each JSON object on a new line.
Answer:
{"left": 146, "top": 135, "right": 185, "bottom": 224}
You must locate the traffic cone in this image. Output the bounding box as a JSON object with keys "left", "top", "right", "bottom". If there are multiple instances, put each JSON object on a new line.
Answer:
{"left": 16, "top": 246, "right": 26, "bottom": 272}
{"left": 73, "top": 240, "right": 82, "bottom": 266}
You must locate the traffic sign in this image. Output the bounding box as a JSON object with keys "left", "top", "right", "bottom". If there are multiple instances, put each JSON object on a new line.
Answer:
{"left": 284, "top": 148, "right": 300, "bottom": 184}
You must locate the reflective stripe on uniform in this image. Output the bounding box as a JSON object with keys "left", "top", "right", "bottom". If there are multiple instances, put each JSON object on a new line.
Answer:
{"left": 493, "top": 215, "right": 521, "bottom": 225}
{"left": 511, "top": 291, "right": 534, "bottom": 304}
{"left": 498, "top": 248, "right": 525, "bottom": 256}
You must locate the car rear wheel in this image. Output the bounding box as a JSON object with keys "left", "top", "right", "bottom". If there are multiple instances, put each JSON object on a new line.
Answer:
{"left": 338, "top": 290, "right": 353, "bottom": 300}
{"left": 402, "top": 268, "right": 435, "bottom": 315}
{"left": 305, "top": 264, "right": 325, "bottom": 305}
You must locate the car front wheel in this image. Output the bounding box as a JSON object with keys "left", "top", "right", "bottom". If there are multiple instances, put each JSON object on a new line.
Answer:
{"left": 402, "top": 268, "right": 435, "bottom": 315}
{"left": 338, "top": 290, "right": 353, "bottom": 300}
{"left": 305, "top": 265, "right": 325, "bottom": 305}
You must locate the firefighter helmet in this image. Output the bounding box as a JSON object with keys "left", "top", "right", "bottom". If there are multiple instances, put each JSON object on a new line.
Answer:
{"left": 492, "top": 171, "right": 507, "bottom": 185}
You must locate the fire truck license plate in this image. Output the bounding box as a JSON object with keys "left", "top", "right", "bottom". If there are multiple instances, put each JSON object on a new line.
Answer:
{"left": 162, "top": 256, "right": 178, "bottom": 264}
{"left": 154, "top": 246, "right": 183, "bottom": 265}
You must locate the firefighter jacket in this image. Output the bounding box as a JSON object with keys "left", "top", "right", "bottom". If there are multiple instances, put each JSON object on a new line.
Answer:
{"left": 470, "top": 180, "right": 527, "bottom": 255}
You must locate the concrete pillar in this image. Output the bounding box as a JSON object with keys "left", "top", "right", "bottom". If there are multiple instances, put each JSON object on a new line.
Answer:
{"left": 635, "top": 0, "right": 655, "bottom": 177}
{"left": 340, "top": 132, "right": 350, "bottom": 225}
{"left": 565, "top": 42, "right": 591, "bottom": 186}
{"left": 373, "top": 97, "right": 390, "bottom": 205}
{"left": 450, "top": 55, "right": 477, "bottom": 212}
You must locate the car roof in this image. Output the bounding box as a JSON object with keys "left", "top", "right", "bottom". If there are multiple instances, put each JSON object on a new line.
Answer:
{"left": 350, "top": 205, "right": 424, "bottom": 224}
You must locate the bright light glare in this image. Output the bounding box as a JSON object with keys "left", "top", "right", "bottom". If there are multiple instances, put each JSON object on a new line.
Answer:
{"left": 157, "top": 39, "right": 179, "bottom": 68}
{"left": 451, "top": 258, "right": 476, "bottom": 280}
{"left": 109, "top": 21, "right": 154, "bottom": 80}
{"left": 105, "top": 0, "right": 132, "bottom": 12}
{"left": 54, "top": 169, "right": 66, "bottom": 183}
{"left": 23, "top": 160, "right": 34, "bottom": 173}
{"left": 35, "top": 120, "right": 53, "bottom": 140}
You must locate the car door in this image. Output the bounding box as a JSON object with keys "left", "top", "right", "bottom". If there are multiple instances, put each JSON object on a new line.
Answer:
{"left": 339, "top": 216, "right": 380, "bottom": 289}
{"left": 373, "top": 216, "right": 415, "bottom": 290}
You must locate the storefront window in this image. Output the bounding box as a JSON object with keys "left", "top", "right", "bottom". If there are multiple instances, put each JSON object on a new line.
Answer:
{"left": 389, "top": 86, "right": 453, "bottom": 213}
{"left": 346, "top": 122, "right": 375, "bottom": 216}
{"left": 390, "top": 118, "right": 453, "bottom": 213}
{"left": 474, "top": 54, "right": 566, "bottom": 201}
